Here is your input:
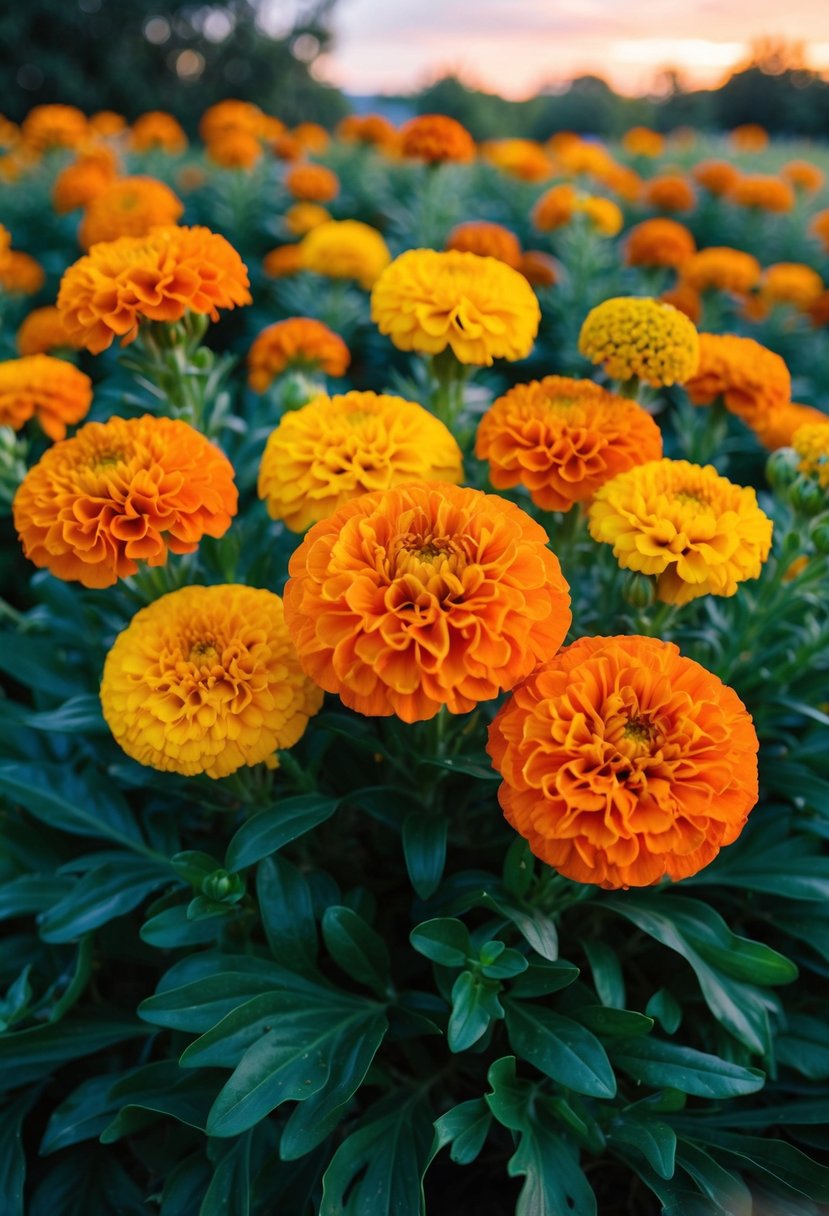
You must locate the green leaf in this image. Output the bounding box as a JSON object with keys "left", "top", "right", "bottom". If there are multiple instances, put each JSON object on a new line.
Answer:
{"left": 321, "top": 905, "right": 391, "bottom": 997}
{"left": 0, "top": 875, "right": 74, "bottom": 921}
{"left": 402, "top": 813, "right": 447, "bottom": 899}
{"left": 646, "top": 989, "right": 682, "bottom": 1034}
{"left": 29, "top": 1147, "right": 148, "bottom": 1216}
{"left": 139, "top": 961, "right": 323, "bottom": 1033}
{"left": 225, "top": 794, "right": 339, "bottom": 870}
{"left": 0, "top": 1016, "right": 150, "bottom": 1089}
{"left": 775, "top": 1013, "right": 829, "bottom": 1078}
{"left": 504, "top": 1001, "right": 616, "bottom": 1098}
{"left": 581, "top": 939, "right": 625, "bottom": 1009}
{"left": 410, "top": 917, "right": 471, "bottom": 968}
{"left": 419, "top": 756, "right": 500, "bottom": 781}
{"left": 99, "top": 1062, "right": 218, "bottom": 1141}
{"left": 676, "top": 1142, "right": 752, "bottom": 1216}
{"left": 40, "top": 1076, "right": 122, "bottom": 1155}
{"left": 140, "top": 904, "right": 221, "bottom": 948}
{"left": 428, "top": 1098, "right": 491, "bottom": 1167}
{"left": 38, "top": 855, "right": 170, "bottom": 942}
{"left": 682, "top": 1131, "right": 829, "bottom": 1202}
{"left": 0, "top": 1092, "right": 38, "bottom": 1216}
{"left": 502, "top": 837, "right": 534, "bottom": 899}
{"left": 610, "top": 1037, "right": 765, "bottom": 1098}
{"left": 22, "top": 694, "right": 107, "bottom": 734}
{"left": 447, "top": 971, "right": 502, "bottom": 1052}
{"left": 484, "top": 893, "right": 559, "bottom": 961}
{"left": 200, "top": 1133, "right": 253, "bottom": 1216}
{"left": 609, "top": 1115, "right": 676, "bottom": 1180}
{"left": 257, "top": 855, "right": 318, "bottom": 972}
{"left": 0, "top": 762, "right": 146, "bottom": 850}
{"left": 509, "top": 960, "right": 580, "bottom": 998}
{"left": 508, "top": 1122, "right": 597, "bottom": 1216}
{"left": 577, "top": 1005, "right": 654, "bottom": 1038}
{"left": 485, "top": 1056, "right": 535, "bottom": 1132}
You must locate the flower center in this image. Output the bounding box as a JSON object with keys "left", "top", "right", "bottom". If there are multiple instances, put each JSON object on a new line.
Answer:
{"left": 91, "top": 449, "right": 125, "bottom": 468}
{"left": 188, "top": 639, "right": 219, "bottom": 666}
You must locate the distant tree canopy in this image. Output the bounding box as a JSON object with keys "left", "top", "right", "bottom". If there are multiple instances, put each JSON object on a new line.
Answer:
{"left": 0, "top": 0, "right": 348, "bottom": 130}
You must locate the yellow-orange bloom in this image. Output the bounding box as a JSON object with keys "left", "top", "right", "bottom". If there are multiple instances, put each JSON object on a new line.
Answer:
{"left": 692, "top": 159, "right": 740, "bottom": 197}
{"left": 482, "top": 139, "right": 552, "bottom": 181}
{"left": 58, "top": 225, "right": 251, "bottom": 354}
{"left": 207, "top": 131, "right": 263, "bottom": 170}
{"left": 624, "top": 218, "right": 696, "bottom": 269}
{"left": 555, "top": 139, "right": 615, "bottom": 178}
{"left": 100, "top": 584, "right": 322, "bottom": 779}
{"left": 271, "top": 132, "right": 304, "bottom": 162}
{"left": 78, "top": 176, "right": 184, "bottom": 249}
{"left": 88, "top": 111, "right": 126, "bottom": 138}
{"left": 810, "top": 208, "right": 829, "bottom": 253}
{"left": 0, "top": 251, "right": 45, "bottom": 296}
{"left": 371, "top": 248, "right": 540, "bottom": 366}
{"left": 292, "top": 123, "right": 330, "bottom": 154}
{"left": 399, "top": 114, "right": 475, "bottom": 164}
{"left": 644, "top": 174, "right": 696, "bottom": 213}
{"left": 749, "top": 401, "right": 829, "bottom": 451}
{"left": 588, "top": 459, "right": 773, "bottom": 604}
{"left": 337, "top": 113, "right": 398, "bottom": 149}
{"left": 475, "top": 377, "right": 662, "bottom": 512}
{"left": 285, "top": 202, "right": 332, "bottom": 236}
{"left": 21, "top": 104, "right": 87, "bottom": 152}
{"left": 731, "top": 123, "right": 768, "bottom": 152}
{"left": 622, "top": 127, "right": 665, "bottom": 157}
{"left": 486, "top": 634, "right": 759, "bottom": 888}
{"left": 17, "top": 306, "right": 83, "bottom": 356}
{"left": 532, "top": 183, "right": 576, "bottom": 231}
{"left": 52, "top": 151, "right": 119, "bottom": 214}
{"left": 199, "top": 99, "right": 264, "bottom": 143}
{"left": 757, "top": 263, "right": 824, "bottom": 310}
{"left": 299, "top": 220, "right": 391, "bottom": 289}
{"left": 578, "top": 196, "right": 623, "bottom": 236}
{"left": 0, "top": 355, "right": 91, "bottom": 440}
{"left": 258, "top": 391, "right": 463, "bottom": 531}
{"left": 578, "top": 296, "right": 699, "bottom": 387}
{"left": 285, "top": 162, "right": 340, "bottom": 202}
{"left": 684, "top": 333, "right": 791, "bottom": 424}
{"left": 284, "top": 482, "right": 571, "bottom": 722}
{"left": 247, "top": 318, "right": 350, "bottom": 392}
{"left": 598, "top": 162, "right": 643, "bottom": 202}
{"left": 263, "top": 244, "right": 303, "bottom": 278}
{"left": 14, "top": 415, "right": 237, "bottom": 588}
{"left": 518, "top": 250, "right": 561, "bottom": 288}
{"left": 131, "top": 111, "right": 188, "bottom": 154}
{"left": 781, "top": 159, "right": 824, "bottom": 193}
{"left": 681, "top": 247, "right": 761, "bottom": 296}
{"left": 659, "top": 282, "right": 701, "bottom": 325}
{"left": 445, "top": 221, "right": 522, "bottom": 268}
{"left": 730, "top": 175, "right": 794, "bottom": 213}
{"left": 793, "top": 423, "right": 829, "bottom": 490}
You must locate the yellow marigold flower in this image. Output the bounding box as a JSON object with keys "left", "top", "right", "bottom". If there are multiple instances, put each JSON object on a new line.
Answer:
{"left": 518, "top": 250, "right": 561, "bottom": 288}
{"left": 58, "top": 225, "right": 251, "bottom": 354}
{"left": 659, "top": 282, "right": 701, "bottom": 325}
{"left": 482, "top": 139, "right": 552, "bottom": 181}
{"left": 781, "top": 159, "right": 824, "bottom": 193}
{"left": 691, "top": 159, "right": 740, "bottom": 197}
{"left": 749, "top": 401, "right": 829, "bottom": 451}
{"left": 371, "top": 248, "right": 540, "bottom": 366}
{"left": 475, "top": 376, "right": 662, "bottom": 512}
{"left": 556, "top": 139, "right": 615, "bottom": 178}
{"left": 731, "top": 123, "right": 768, "bottom": 152}
{"left": 207, "top": 130, "right": 264, "bottom": 170}
{"left": 578, "top": 195, "right": 623, "bottom": 236}
{"left": 644, "top": 173, "right": 696, "bottom": 213}
{"left": 21, "top": 104, "right": 87, "bottom": 152}
{"left": 793, "top": 423, "right": 829, "bottom": 489}
{"left": 78, "top": 176, "right": 184, "bottom": 249}
{"left": 14, "top": 415, "right": 237, "bottom": 587}
{"left": 445, "top": 220, "right": 522, "bottom": 268}
{"left": 263, "top": 244, "right": 303, "bottom": 278}
{"left": 199, "top": 99, "right": 264, "bottom": 143}
{"left": 486, "top": 634, "right": 759, "bottom": 888}
{"left": 131, "top": 111, "right": 188, "bottom": 154}
{"left": 292, "top": 123, "right": 330, "bottom": 154}
{"left": 578, "top": 296, "right": 699, "bottom": 387}
{"left": 101, "top": 584, "right": 322, "bottom": 779}
{"left": 588, "top": 459, "right": 773, "bottom": 604}
{"left": 89, "top": 111, "right": 126, "bottom": 138}
{"left": 0, "top": 355, "right": 92, "bottom": 440}
{"left": 337, "top": 113, "right": 398, "bottom": 149}
{"left": 625, "top": 218, "right": 696, "bottom": 268}
{"left": 622, "top": 126, "right": 665, "bottom": 157}
{"left": 285, "top": 162, "right": 340, "bottom": 202}
{"left": 681, "top": 246, "right": 760, "bottom": 295}
{"left": 283, "top": 482, "right": 571, "bottom": 723}
{"left": 684, "top": 333, "right": 791, "bottom": 424}
{"left": 17, "top": 306, "right": 83, "bottom": 356}
{"left": 730, "top": 175, "right": 794, "bottom": 213}
{"left": 285, "top": 202, "right": 332, "bottom": 236}
{"left": 258, "top": 391, "right": 463, "bottom": 531}
{"left": 399, "top": 114, "right": 475, "bottom": 164}
{"left": 758, "top": 263, "right": 824, "bottom": 310}
{"left": 532, "top": 183, "right": 576, "bottom": 231}
{"left": 810, "top": 208, "right": 829, "bottom": 253}
{"left": 0, "top": 251, "right": 45, "bottom": 296}
{"left": 247, "top": 318, "right": 350, "bottom": 392}
{"left": 299, "top": 220, "right": 391, "bottom": 290}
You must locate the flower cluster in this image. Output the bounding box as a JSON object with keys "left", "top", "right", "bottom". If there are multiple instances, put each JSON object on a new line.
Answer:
{"left": 578, "top": 297, "right": 700, "bottom": 387}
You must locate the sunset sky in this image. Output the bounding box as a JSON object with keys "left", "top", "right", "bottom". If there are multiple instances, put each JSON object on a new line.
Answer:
{"left": 299, "top": 0, "right": 829, "bottom": 97}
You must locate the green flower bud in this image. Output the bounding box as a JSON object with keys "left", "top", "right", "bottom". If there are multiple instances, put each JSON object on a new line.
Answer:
{"left": 788, "top": 475, "right": 826, "bottom": 517}
{"left": 810, "top": 515, "right": 829, "bottom": 555}
{"left": 201, "top": 869, "right": 245, "bottom": 904}
{"left": 622, "top": 570, "right": 656, "bottom": 609}
{"left": 765, "top": 447, "right": 799, "bottom": 493}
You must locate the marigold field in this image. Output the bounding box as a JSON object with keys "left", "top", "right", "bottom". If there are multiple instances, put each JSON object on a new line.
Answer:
{"left": 2, "top": 103, "right": 829, "bottom": 1215}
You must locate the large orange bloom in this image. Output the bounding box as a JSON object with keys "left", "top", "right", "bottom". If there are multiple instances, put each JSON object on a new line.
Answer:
{"left": 684, "top": 333, "right": 791, "bottom": 424}
{"left": 730, "top": 175, "right": 794, "bottom": 213}
{"left": 749, "top": 401, "right": 829, "bottom": 451}
{"left": 624, "top": 218, "right": 696, "bottom": 269}
{"left": 13, "top": 415, "right": 237, "bottom": 588}
{"left": 78, "top": 176, "right": 184, "bottom": 249}
{"left": 399, "top": 114, "right": 475, "bottom": 163}
{"left": 475, "top": 377, "right": 662, "bottom": 512}
{"left": 285, "top": 162, "right": 340, "bottom": 202}
{"left": 0, "top": 355, "right": 92, "bottom": 440}
{"left": 681, "top": 247, "right": 760, "bottom": 296}
{"left": 57, "top": 225, "right": 251, "bottom": 353}
{"left": 486, "top": 635, "right": 759, "bottom": 888}
{"left": 207, "top": 131, "right": 263, "bottom": 170}
{"left": 248, "top": 318, "right": 350, "bottom": 391}
{"left": 643, "top": 174, "right": 696, "bottom": 213}
{"left": 21, "top": 104, "right": 87, "bottom": 153}
{"left": 337, "top": 113, "right": 398, "bottom": 150}
{"left": 283, "top": 482, "right": 571, "bottom": 723}
{"left": 199, "top": 99, "right": 264, "bottom": 143}
{"left": 52, "top": 152, "right": 119, "bottom": 214}
{"left": 691, "top": 159, "right": 740, "bottom": 197}
{"left": 131, "top": 111, "right": 188, "bottom": 154}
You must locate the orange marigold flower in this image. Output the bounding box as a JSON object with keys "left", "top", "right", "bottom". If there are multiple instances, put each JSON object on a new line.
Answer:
{"left": 100, "top": 584, "right": 322, "bottom": 778}
{"left": 598, "top": 162, "right": 643, "bottom": 202}
{"left": 248, "top": 318, "right": 350, "bottom": 392}
{"left": 292, "top": 123, "right": 330, "bottom": 154}
{"left": 532, "top": 183, "right": 576, "bottom": 231}
{"left": 258, "top": 391, "right": 463, "bottom": 531}
{"left": 518, "top": 250, "right": 561, "bottom": 288}
{"left": 475, "top": 376, "right": 663, "bottom": 512}
{"left": 78, "top": 176, "right": 184, "bottom": 249}
{"left": 21, "top": 104, "right": 87, "bottom": 153}
{"left": 299, "top": 219, "right": 391, "bottom": 290}
{"left": 793, "top": 422, "right": 829, "bottom": 490}
{"left": 261, "top": 115, "right": 287, "bottom": 142}
{"left": 0, "top": 223, "right": 11, "bottom": 267}
{"left": 14, "top": 415, "right": 237, "bottom": 587}
{"left": 271, "top": 132, "right": 304, "bottom": 161}
{"left": 660, "top": 282, "right": 701, "bottom": 325}
{"left": 285, "top": 162, "right": 340, "bottom": 202}
{"left": 749, "top": 401, "right": 829, "bottom": 451}
{"left": 681, "top": 246, "right": 761, "bottom": 295}
{"left": 337, "top": 113, "right": 398, "bottom": 149}
{"left": 58, "top": 225, "right": 251, "bottom": 354}
{"left": 52, "top": 153, "right": 118, "bottom": 214}
{"left": 371, "top": 248, "right": 540, "bottom": 366}
{"left": 588, "top": 458, "right": 773, "bottom": 604}
{"left": 731, "top": 123, "right": 768, "bottom": 152}
{"left": 131, "top": 111, "right": 188, "bottom": 154}
{"left": 445, "top": 220, "right": 522, "bottom": 268}
{"left": 263, "top": 244, "right": 303, "bottom": 278}
{"left": 206, "top": 130, "right": 263, "bottom": 170}
{"left": 0, "top": 355, "right": 92, "bottom": 440}
{"left": 730, "top": 175, "right": 794, "bottom": 213}
{"left": 399, "top": 114, "right": 475, "bottom": 164}
{"left": 810, "top": 208, "right": 829, "bottom": 253}
{"left": 486, "top": 634, "right": 759, "bottom": 888}
{"left": 17, "top": 306, "right": 83, "bottom": 356}
{"left": 644, "top": 173, "right": 696, "bottom": 213}
{"left": 88, "top": 111, "right": 126, "bottom": 138}
{"left": 622, "top": 126, "right": 665, "bottom": 157}
{"left": 482, "top": 139, "right": 552, "bottom": 181}
{"left": 556, "top": 139, "right": 615, "bottom": 178}
{"left": 199, "top": 99, "right": 264, "bottom": 143}
{"left": 692, "top": 158, "right": 740, "bottom": 197}
{"left": 578, "top": 297, "right": 699, "bottom": 387}
{"left": 684, "top": 333, "right": 791, "bottom": 424}
{"left": 285, "top": 202, "right": 332, "bottom": 236}
{"left": 625, "top": 218, "right": 696, "bottom": 269}
{"left": 0, "top": 251, "right": 45, "bottom": 296}
{"left": 757, "top": 262, "right": 824, "bottom": 310}
{"left": 807, "top": 289, "right": 829, "bottom": 328}
{"left": 284, "top": 482, "right": 571, "bottom": 723}
{"left": 578, "top": 195, "right": 623, "bottom": 236}
{"left": 781, "top": 159, "right": 824, "bottom": 193}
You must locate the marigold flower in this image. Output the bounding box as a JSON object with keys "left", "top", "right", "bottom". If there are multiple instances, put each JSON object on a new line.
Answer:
{"left": 810, "top": 208, "right": 829, "bottom": 252}
{"left": 644, "top": 174, "right": 696, "bottom": 213}
{"left": 532, "top": 183, "right": 577, "bottom": 231}
{"left": 259, "top": 392, "right": 463, "bottom": 531}
{"left": 486, "top": 634, "right": 759, "bottom": 888}
{"left": 781, "top": 159, "right": 824, "bottom": 193}
{"left": 684, "top": 333, "right": 791, "bottom": 424}
{"left": 0, "top": 251, "right": 45, "bottom": 296}
{"left": 263, "top": 244, "right": 303, "bottom": 278}
{"left": 247, "top": 318, "right": 350, "bottom": 392}
{"left": 556, "top": 139, "right": 615, "bottom": 178}
{"left": 659, "top": 283, "right": 701, "bottom": 325}
{"left": 293, "top": 123, "right": 330, "bottom": 154}
{"left": 284, "top": 482, "right": 571, "bottom": 722}
{"left": 598, "top": 162, "right": 643, "bottom": 202}
{"left": 337, "top": 113, "right": 398, "bottom": 149}
{"left": 622, "top": 127, "right": 665, "bottom": 157}
{"left": 578, "top": 196, "right": 623, "bottom": 236}
{"left": 199, "top": 99, "right": 264, "bottom": 143}
{"left": 299, "top": 219, "right": 391, "bottom": 290}
{"left": 731, "top": 123, "right": 768, "bottom": 152}
{"left": 53, "top": 151, "right": 119, "bottom": 214}
{"left": 749, "top": 401, "right": 829, "bottom": 451}
{"left": 399, "top": 114, "right": 475, "bottom": 164}
{"left": 475, "top": 377, "right": 662, "bottom": 512}
{"left": 807, "top": 290, "right": 829, "bottom": 329}
{"left": 78, "top": 176, "right": 184, "bottom": 249}
{"left": 285, "top": 202, "right": 332, "bottom": 236}
{"left": 482, "top": 139, "right": 551, "bottom": 181}
{"left": 206, "top": 131, "right": 263, "bottom": 170}
{"left": 691, "top": 159, "right": 740, "bottom": 197}
{"left": 100, "top": 584, "right": 322, "bottom": 778}
{"left": 758, "top": 263, "right": 824, "bottom": 310}
{"left": 730, "top": 175, "right": 794, "bottom": 213}
{"left": 131, "top": 111, "right": 188, "bottom": 154}
{"left": 285, "top": 162, "right": 340, "bottom": 202}
{"left": 88, "top": 111, "right": 126, "bottom": 138}
{"left": 0, "top": 224, "right": 11, "bottom": 266}
{"left": 793, "top": 423, "right": 829, "bottom": 489}
{"left": 58, "top": 225, "right": 251, "bottom": 354}
{"left": 17, "top": 307, "right": 83, "bottom": 357}
{"left": 518, "top": 250, "right": 561, "bottom": 288}
{"left": 272, "top": 133, "right": 304, "bottom": 161}
{"left": 588, "top": 458, "right": 773, "bottom": 604}
{"left": 624, "top": 218, "right": 696, "bottom": 269}
{"left": 578, "top": 296, "right": 699, "bottom": 387}
{"left": 371, "top": 248, "right": 540, "bottom": 366}
{"left": 681, "top": 247, "right": 760, "bottom": 295}
{"left": 14, "top": 415, "right": 237, "bottom": 587}
{"left": 0, "top": 355, "right": 92, "bottom": 440}
{"left": 445, "top": 221, "right": 522, "bottom": 268}
{"left": 21, "top": 104, "right": 87, "bottom": 152}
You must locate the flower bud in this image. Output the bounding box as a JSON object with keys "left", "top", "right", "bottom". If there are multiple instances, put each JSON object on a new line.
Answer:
{"left": 201, "top": 868, "right": 245, "bottom": 904}
{"left": 788, "top": 475, "right": 826, "bottom": 517}
{"left": 765, "top": 447, "right": 799, "bottom": 493}
{"left": 622, "top": 570, "right": 656, "bottom": 609}
{"left": 810, "top": 515, "right": 829, "bottom": 555}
